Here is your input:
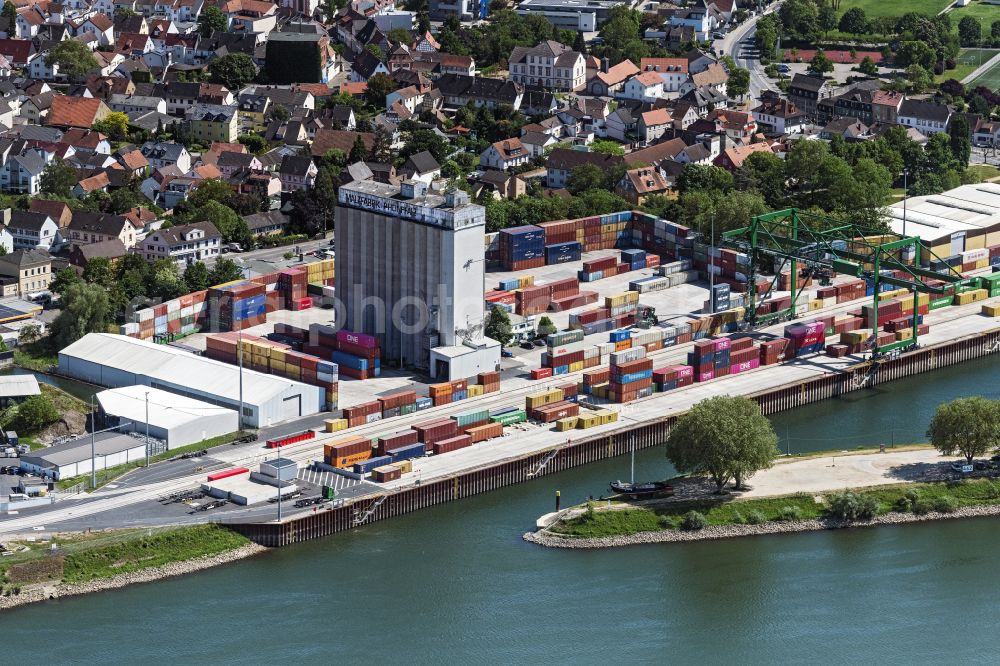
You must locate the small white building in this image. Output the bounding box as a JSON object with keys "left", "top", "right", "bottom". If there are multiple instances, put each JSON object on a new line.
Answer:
{"left": 19, "top": 433, "right": 148, "bottom": 481}
{"left": 96, "top": 385, "right": 239, "bottom": 450}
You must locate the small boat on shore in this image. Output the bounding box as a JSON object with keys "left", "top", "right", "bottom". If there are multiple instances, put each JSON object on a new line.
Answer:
{"left": 609, "top": 480, "right": 674, "bottom": 497}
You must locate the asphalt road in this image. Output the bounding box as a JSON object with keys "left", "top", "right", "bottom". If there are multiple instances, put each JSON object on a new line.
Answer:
{"left": 717, "top": 4, "right": 780, "bottom": 101}
{"left": 204, "top": 235, "right": 334, "bottom": 268}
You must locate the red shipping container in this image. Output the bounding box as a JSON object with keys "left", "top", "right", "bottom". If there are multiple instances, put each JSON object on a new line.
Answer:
{"left": 375, "top": 430, "right": 419, "bottom": 455}
{"left": 414, "top": 419, "right": 458, "bottom": 448}
{"left": 531, "top": 367, "right": 553, "bottom": 380}
{"left": 433, "top": 434, "right": 472, "bottom": 455}
{"left": 207, "top": 467, "right": 248, "bottom": 482}
{"left": 583, "top": 368, "right": 610, "bottom": 384}
{"left": 467, "top": 422, "right": 503, "bottom": 443}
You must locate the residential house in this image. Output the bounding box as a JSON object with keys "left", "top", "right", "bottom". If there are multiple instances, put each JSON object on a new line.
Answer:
{"left": 508, "top": 40, "right": 585, "bottom": 92}
{"left": 109, "top": 93, "right": 166, "bottom": 115}
{"left": 665, "top": 24, "right": 696, "bottom": 52}
{"left": 871, "top": 89, "right": 904, "bottom": 125}
{"left": 116, "top": 148, "right": 149, "bottom": 177}
{"left": 480, "top": 138, "right": 530, "bottom": 171}
{"left": 236, "top": 93, "right": 269, "bottom": 132}
{"left": 278, "top": 154, "right": 318, "bottom": 192}
{"left": 616, "top": 166, "right": 671, "bottom": 204}
{"left": 141, "top": 141, "right": 191, "bottom": 172}
{"left": 973, "top": 118, "right": 1000, "bottom": 147}
{"left": 310, "top": 129, "right": 374, "bottom": 158}
{"left": 474, "top": 170, "right": 525, "bottom": 200}
{"left": 675, "top": 141, "right": 713, "bottom": 165}
{"left": 66, "top": 212, "right": 137, "bottom": 249}
{"left": 605, "top": 107, "right": 636, "bottom": 143}
{"left": 639, "top": 57, "right": 689, "bottom": 93}
{"left": 0, "top": 152, "right": 45, "bottom": 195}
{"left": 713, "top": 142, "right": 773, "bottom": 172}
{"left": 60, "top": 128, "right": 112, "bottom": 155}
{"left": 752, "top": 93, "right": 807, "bottom": 134}
{"left": 787, "top": 74, "right": 833, "bottom": 118}
{"left": 669, "top": 101, "right": 700, "bottom": 131}
{"left": 519, "top": 130, "right": 558, "bottom": 157}
{"left": 186, "top": 104, "right": 238, "bottom": 143}
{"left": 78, "top": 13, "right": 116, "bottom": 46}
{"left": 820, "top": 118, "right": 870, "bottom": 142}
{"left": 624, "top": 137, "right": 687, "bottom": 170}
{"left": 7, "top": 211, "right": 61, "bottom": 250}
{"left": 897, "top": 99, "right": 952, "bottom": 136}
{"left": 0, "top": 248, "right": 51, "bottom": 296}
{"left": 350, "top": 49, "right": 390, "bottom": 82}
{"left": 587, "top": 59, "right": 639, "bottom": 97}
{"left": 435, "top": 74, "right": 523, "bottom": 111}
{"left": 678, "top": 84, "right": 728, "bottom": 115}
{"left": 385, "top": 85, "right": 424, "bottom": 116}
{"left": 400, "top": 151, "right": 441, "bottom": 183}
{"left": 817, "top": 82, "right": 882, "bottom": 125}
{"left": 678, "top": 62, "right": 728, "bottom": 97}
{"left": 242, "top": 210, "right": 288, "bottom": 237}
{"left": 28, "top": 199, "right": 72, "bottom": 229}
{"left": 620, "top": 71, "right": 665, "bottom": 103}
{"left": 706, "top": 108, "right": 757, "bottom": 141}
{"left": 46, "top": 96, "right": 111, "bottom": 129}
{"left": 545, "top": 148, "right": 623, "bottom": 189}
{"left": 73, "top": 171, "right": 112, "bottom": 197}
{"left": 639, "top": 108, "right": 672, "bottom": 145}
{"left": 68, "top": 239, "right": 128, "bottom": 269}
{"left": 667, "top": 0, "right": 721, "bottom": 41}
{"left": 216, "top": 151, "right": 262, "bottom": 178}
{"left": 141, "top": 221, "right": 222, "bottom": 265}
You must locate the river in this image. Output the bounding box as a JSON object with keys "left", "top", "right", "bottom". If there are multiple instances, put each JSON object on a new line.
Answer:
{"left": 1, "top": 355, "right": 999, "bottom": 663}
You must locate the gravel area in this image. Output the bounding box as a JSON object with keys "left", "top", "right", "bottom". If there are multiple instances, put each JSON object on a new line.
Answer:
{"left": 523, "top": 504, "right": 1000, "bottom": 549}
{"left": 0, "top": 542, "right": 267, "bottom": 612}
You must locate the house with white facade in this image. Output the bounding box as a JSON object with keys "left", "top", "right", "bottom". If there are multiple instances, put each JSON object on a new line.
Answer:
{"left": 480, "top": 137, "right": 531, "bottom": 170}
{"left": 508, "top": 40, "right": 585, "bottom": 92}
{"left": 896, "top": 99, "right": 952, "bottom": 136}
{"left": 619, "top": 72, "right": 665, "bottom": 103}
{"left": 141, "top": 221, "right": 221, "bottom": 265}
{"left": 8, "top": 211, "right": 61, "bottom": 250}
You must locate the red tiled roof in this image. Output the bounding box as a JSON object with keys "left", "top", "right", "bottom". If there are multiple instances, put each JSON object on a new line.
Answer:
{"left": 46, "top": 96, "right": 108, "bottom": 128}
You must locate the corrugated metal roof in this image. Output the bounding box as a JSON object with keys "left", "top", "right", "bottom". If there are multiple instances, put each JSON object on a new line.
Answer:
{"left": 0, "top": 374, "right": 40, "bottom": 398}
{"left": 96, "top": 385, "right": 237, "bottom": 430}
{"left": 21, "top": 432, "right": 144, "bottom": 467}
{"left": 888, "top": 183, "right": 1000, "bottom": 243}
{"left": 60, "top": 333, "right": 315, "bottom": 406}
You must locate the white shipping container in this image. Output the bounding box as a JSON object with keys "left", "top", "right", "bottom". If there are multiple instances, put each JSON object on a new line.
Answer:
{"left": 138, "top": 308, "right": 153, "bottom": 322}
{"left": 609, "top": 304, "right": 637, "bottom": 317}
{"left": 611, "top": 347, "right": 646, "bottom": 365}
{"left": 550, "top": 341, "right": 584, "bottom": 357}
{"left": 599, "top": 342, "right": 616, "bottom": 356}
{"left": 181, "top": 305, "right": 194, "bottom": 317}
{"left": 167, "top": 300, "right": 180, "bottom": 312}
{"left": 583, "top": 345, "right": 600, "bottom": 359}
{"left": 365, "top": 413, "right": 383, "bottom": 424}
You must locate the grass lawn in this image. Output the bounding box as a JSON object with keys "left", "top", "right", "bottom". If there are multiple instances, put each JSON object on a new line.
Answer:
{"left": 968, "top": 164, "right": 1000, "bottom": 181}
{"left": 948, "top": 2, "right": 1000, "bottom": 35}
{"left": 0, "top": 524, "right": 249, "bottom": 590}
{"left": 551, "top": 478, "right": 1000, "bottom": 538}
{"left": 13, "top": 343, "right": 58, "bottom": 373}
{"left": 835, "top": 0, "right": 952, "bottom": 19}
{"left": 935, "top": 48, "right": 999, "bottom": 82}
{"left": 968, "top": 57, "right": 1000, "bottom": 89}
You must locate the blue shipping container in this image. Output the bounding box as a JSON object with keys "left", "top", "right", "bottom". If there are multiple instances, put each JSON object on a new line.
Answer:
{"left": 553, "top": 365, "right": 569, "bottom": 375}
{"left": 490, "top": 406, "right": 518, "bottom": 417}
{"left": 499, "top": 278, "right": 520, "bottom": 291}
{"left": 388, "top": 442, "right": 426, "bottom": 462}
{"left": 354, "top": 455, "right": 393, "bottom": 474}
{"left": 332, "top": 351, "right": 368, "bottom": 371}
{"left": 452, "top": 390, "right": 467, "bottom": 401}
{"left": 610, "top": 329, "right": 631, "bottom": 343}
{"left": 415, "top": 397, "right": 433, "bottom": 410}
{"left": 612, "top": 369, "right": 653, "bottom": 384}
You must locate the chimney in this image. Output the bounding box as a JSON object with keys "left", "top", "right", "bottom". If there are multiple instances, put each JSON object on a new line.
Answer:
{"left": 600, "top": 57, "right": 609, "bottom": 73}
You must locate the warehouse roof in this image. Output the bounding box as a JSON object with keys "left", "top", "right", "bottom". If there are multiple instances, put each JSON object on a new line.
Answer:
{"left": 60, "top": 334, "right": 318, "bottom": 406}
{"left": 0, "top": 374, "right": 40, "bottom": 398}
{"left": 887, "top": 183, "right": 1000, "bottom": 243}
{"left": 96, "top": 385, "right": 237, "bottom": 430}
{"left": 20, "top": 432, "right": 145, "bottom": 469}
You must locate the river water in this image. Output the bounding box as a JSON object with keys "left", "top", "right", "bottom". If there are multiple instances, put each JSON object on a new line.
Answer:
{"left": 2, "top": 356, "right": 999, "bottom": 663}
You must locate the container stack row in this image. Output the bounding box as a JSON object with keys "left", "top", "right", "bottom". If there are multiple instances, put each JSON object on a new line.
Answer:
{"left": 300, "top": 324, "right": 382, "bottom": 380}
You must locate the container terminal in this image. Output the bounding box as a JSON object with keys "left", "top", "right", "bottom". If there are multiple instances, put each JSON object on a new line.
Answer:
{"left": 2, "top": 194, "right": 1000, "bottom": 541}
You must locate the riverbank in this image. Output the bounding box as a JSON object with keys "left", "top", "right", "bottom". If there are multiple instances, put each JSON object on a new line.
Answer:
{"left": 525, "top": 503, "right": 1000, "bottom": 548}
{"left": 0, "top": 524, "right": 265, "bottom": 612}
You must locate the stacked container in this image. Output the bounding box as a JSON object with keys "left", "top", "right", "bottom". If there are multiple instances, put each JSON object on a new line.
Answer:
{"left": 343, "top": 401, "right": 382, "bottom": 428}
{"left": 323, "top": 436, "right": 372, "bottom": 469}
{"left": 499, "top": 226, "right": 545, "bottom": 270}
{"left": 413, "top": 419, "right": 459, "bottom": 451}
{"left": 377, "top": 390, "right": 417, "bottom": 418}
{"left": 374, "top": 429, "right": 419, "bottom": 456}
{"left": 542, "top": 329, "right": 585, "bottom": 374}
{"left": 477, "top": 371, "right": 501, "bottom": 393}
{"left": 209, "top": 281, "right": 266, "bottom": 331}
{"left": 331, "top": 330, "right": 381, "bottom": 380}
{"left": 688, "top": 337, "right": 731, "bottom": 382}
{"left": 784, "top": 322, "right": 826, "bottom": 357}
{"left": 428, "top": 378, "right": 469, "bottom": 406}
{"left": 652, "top": 365, "right": 693, "bottom": 392}
{"left": 276, "top": 269, "right": 307, "bottom": 310}
{"left": 608, "top": 349, "right": 653, "bottom": 403}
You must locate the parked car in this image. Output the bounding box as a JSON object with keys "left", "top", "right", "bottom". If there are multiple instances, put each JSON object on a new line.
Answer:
{"left": 520, "top": 341, "right": 534, "bottom": 350}
{"left": 778, "top": 64, "right": 791, "bottom": 73}
{"left": 501, "top": 350, "right": 514, "bottom": 358}
{"left": 974, "top": 460, "right": 989, "bottom": 471}
{"left": 713, "top": 32, "right": 725, "bottom": 39}
{"left": 533, "top": 339, "right": 545, "bottom": 348}
{"left": 223, "top": 243, "right": 244, "bottom": 253}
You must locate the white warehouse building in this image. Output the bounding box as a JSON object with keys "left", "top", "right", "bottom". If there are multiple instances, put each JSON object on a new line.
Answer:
{"left": 59, "top": 334, "right": 324, "bottom": 428}
{"left": 96, "top": 386, "right": 240, "bottom": 449}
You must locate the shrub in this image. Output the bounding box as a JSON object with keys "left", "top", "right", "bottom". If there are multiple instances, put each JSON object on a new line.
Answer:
{"left": 894, "top": 489, "right": 921, "bottom": 513}
{"left": 828, "top": 492, "right": 878, "bottom": 521}
{"left": 680, "top": 510, "right": 708, "bottom": 531}
{"left": 933, "top": 496, "right": 958, "bottom": 513}
{"left": 746, "top": 510, "right": 766, "bottom": 525}
{"left": 732, "top": 510, "right": 745, "bottom": 525}
{"left": 912, "top": 499, "right": 934, "bottom": 515}
{"left": 945, "top": 58, "right": 956, "bottom": 70}
{"left": 780, "top": 505, "right": 803, "bottom": 521}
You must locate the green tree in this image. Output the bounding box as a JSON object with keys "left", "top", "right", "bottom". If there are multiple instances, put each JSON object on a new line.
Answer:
{"left": 590, "top": 139, "right": 625, "bottom": 156}
{"left": 194, "top": 201, "right": 252, "bottom": 246}
{"left": 82, "top": 257, "right": 115, "bottom": 289}
{"left": 198, "top": 5, "right": 227, "bottom": 37}
{"left": 927, "top": 397, "right": 1000, "bottom": 463}
{"left": 484, "top": 304, "right": 513, "bottom": 347}
{"left": 818, "top": 4, "right": 838, "bottom": 36}
{"left": 387, "top": 27, "right": 412, "bottom": 44}
{"left": 399, "top": 128, "right": 451, "bottom": 163}
{"left": 567, "top": 163, "right": 606, "bottom": 194}
{"left": 108, "top": 187, "right": 141, "bottom": 215}
{"left": 146, "top": 260, "right": 186, "bottom": 300}
{"left": 40, "top": 158, "right": 77, "bottom": 197}
{"left": 737, "top": 151, "right": 786, "bottom": 208}
{"left": 183, "top": 261, "right": 210, "bottom": 292}
{"left": 949, "top": 114, "right": 972, "bottom": 167}
{"left": 785, "top": 140, "right": 829, "bottom": 193}
{"left": 858, "top": 56, "right": 878, "bottom": 76}
{"left": 371, "top": 126, "right": 393, "bottom": 163}
{"left": 895, "top": 41, "right": 934, "bottom": 70}
{"left": 958, "top": 16, "right": 982, "bottom": 47}
{"left": 816, "top": 155, "right": 855, "bottom": 210}
{"left": 51, "top": 282, "right": 111, "bottom": 348}
{"left": 905, "top": 64, "right": 931, "bottom": 93}
{"left": 665, "top": 395, "right": 779, "bottom": 492}
{"left": 365, "top": 43, "right": 385, "bottom": 60}
{"left": 365, "top": 72, "right": 397, "bottom": 109}
{"left": 676, "top": 163, "right": 733, "bottom": 194}
{"left": 45, "top": 39, "right": 99, "bottom": 81}
{"left": 208, "top": 258, "right": 244, "bottom": 286}
{"left": 237, "top": 134, "right": 268, "bottom": 154}
{"left": 992, "top": 20, "right": 1000, "bottom": 40}
{"left": 1, "top": 2, "right": 15, "bottom": 27}
{"left": 850, "top": 158, "right": 892, "bottom": 226}
{"left": 49, "top": 267, "right": 82, "bottom": 295}
{"left": 187, "top": 179, "right": 234, "bottom": 210}
{"left": 93, "top": 111, "right": 130, "bottom": 141}
{"left": 208, "top": 53, "right": 257, "bottom": 90}
{"left": 535, "top": 315, "right": 557, "bottom": 337}
{"left": 11, "top": 394, "right": 59, "bottom": 433}
{"left": 808, "top": 49, "right": 834, "bottom": 75}
{"left": 349, "top": 134, "right": 369, "bottom": 163}
{"left": 838, "top": 6, "right": 867, "bottom": 35}
{"left": 779, "top": 0, "right": 820, "bottom": 42}
{"left": 726, "top": 67, "right": 750, "bottom": 99}
{"left": 710, "top": 190, "right": 768, "bottom": 238}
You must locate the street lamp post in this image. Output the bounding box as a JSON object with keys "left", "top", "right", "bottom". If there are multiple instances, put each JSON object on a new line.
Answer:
{"left": 902, "top": 168, "right": 908, "bottom": 238}
{"left": 709, "top": 213, "right": 716, "bottom": 314}
{"left": 90, "top": 394, "right": 96, "bottom": 489}
{"left": 144, "top": 391, "right": 150, "bottom": 467}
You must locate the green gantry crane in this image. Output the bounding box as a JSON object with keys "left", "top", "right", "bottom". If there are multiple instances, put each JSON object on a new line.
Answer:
{"left": 720, "top": 208, "right": 980, "bottom": 354}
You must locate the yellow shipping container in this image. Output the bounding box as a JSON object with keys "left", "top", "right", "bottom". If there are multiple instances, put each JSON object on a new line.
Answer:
{"left": 397, "top": 459, "right": 413, "bottom": 474}
{"left": 555, "top": 417, "right": 578, "bottom": 431}
{"left": 271, "top": 349, "right": 285, "bottom": 362}
{"left": 593, "top": 409, "right": 618, "bottom": 425}
{"left": 808, "top": 299, "right": 823, "bottom": 311}
{"left": 468, "top": 384, "right": 484, "bottom": 397}
{"left": 568, "top": 361, "right": 584, "bottom": 372}
{"left": 526, "top": 388, "right": 565, "bottom": 409}
{"left": 576, "top": 413, "right": 600, "bottom": 429}
{"left": 270, "top": 360, "right": 286, "bottom": 373}
{"left": 895, "top": 329, "right": 913, "bottom": 341}
{"left": 841, "top": 330, "right": 868, "bottom": 345}
{"left": 982, "top": 304, "right": 1000, "bottom": 317}
{"left": 324, "top": 418, "right": 348, "bottom": 433}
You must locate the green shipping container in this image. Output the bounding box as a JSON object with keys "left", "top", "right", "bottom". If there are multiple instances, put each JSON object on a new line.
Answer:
{"left": 453, "top": 408, "right": 490, "bottom": 427}
{"left": 491, "top": 410, "right": 527, "bottom": 426}
{"left": 322, "top": 485, "right": 336, "bottom": 499}
{"left": 929, "top": 296, "right": 953, "bottom": 310}
{"left": 400, "top": 404, "right": 417, "bottom": 415}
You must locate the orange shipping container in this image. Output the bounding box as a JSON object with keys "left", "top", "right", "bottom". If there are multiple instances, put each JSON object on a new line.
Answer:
{"left": 466, "top": 422, "right": 503, "bottom": 443}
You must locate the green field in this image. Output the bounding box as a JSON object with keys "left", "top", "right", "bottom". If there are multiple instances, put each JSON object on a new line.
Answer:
{"left": 948, "top": 1, "right": 1000, "bottom": 34}
{"left": 968, "top": 56, "right": 1000, "bottom": 89}
{"left": 937, "top": 47, "right": 1000, "bottom": 82}
{"left": 836, "top": 0, "right": 952, "bottom": 19}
